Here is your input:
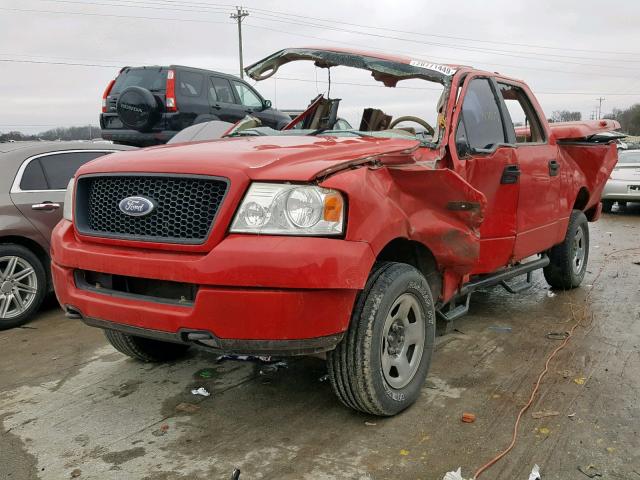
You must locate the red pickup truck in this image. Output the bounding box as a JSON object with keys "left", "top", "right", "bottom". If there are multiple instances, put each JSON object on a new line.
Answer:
{"left": 51, "top": 48, "right": 619, "bottom": 416}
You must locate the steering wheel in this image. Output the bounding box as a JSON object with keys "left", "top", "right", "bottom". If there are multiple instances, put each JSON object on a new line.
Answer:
{"left": 388, "top": 116, "right": 435, "bottom": 136}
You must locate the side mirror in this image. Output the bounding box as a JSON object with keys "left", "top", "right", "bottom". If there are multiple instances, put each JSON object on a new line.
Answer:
{"left": 262, "top": 99, "right": 272, "bottom": 110}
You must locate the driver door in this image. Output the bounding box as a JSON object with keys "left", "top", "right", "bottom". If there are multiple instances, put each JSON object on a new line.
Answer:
{"left": 455, "top": 77, "right": 519, "bottom": 274}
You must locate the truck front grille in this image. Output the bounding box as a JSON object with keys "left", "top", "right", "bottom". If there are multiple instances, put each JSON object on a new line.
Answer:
{"left": 75, "top": 174, "right": 229, "bottom": 244}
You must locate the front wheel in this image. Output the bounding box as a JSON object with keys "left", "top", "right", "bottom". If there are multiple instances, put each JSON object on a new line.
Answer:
{"left": 602, "top": 200, "right": 613, "bottom": 213}
{"left": 327, "top": 262, "right": 435, "bottom": 416}
{"left": 544, "top": 210, "right": 589, "bottom": 289}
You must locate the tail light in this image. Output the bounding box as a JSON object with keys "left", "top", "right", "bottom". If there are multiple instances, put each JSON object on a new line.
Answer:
{"left": 101, "top": 79, "right": 115, "bottom": 113}
{"left": 166, "top": 69, "right": 177, "bottom": 112}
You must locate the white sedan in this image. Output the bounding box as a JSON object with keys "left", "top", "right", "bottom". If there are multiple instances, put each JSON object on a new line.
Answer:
{"left": 602, "top": 149, "right": 640, "bottom": 212}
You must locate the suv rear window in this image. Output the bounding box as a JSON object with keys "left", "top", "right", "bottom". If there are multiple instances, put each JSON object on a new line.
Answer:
{"left": 111, "top": 68, "right": 167, "bottom": 95}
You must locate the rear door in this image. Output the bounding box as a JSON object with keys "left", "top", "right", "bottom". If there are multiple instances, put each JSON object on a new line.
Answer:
{"left": 10, "top": 151, "right": 111, "bottom": 242}
{"left": 495, "top": 82, "right": 563, "bottom": 260}
{"left": 208, "top": 76, "right": 245, "bottom": 123}
{"left": 454, "top": 77, "right": 519, "bottom": 274}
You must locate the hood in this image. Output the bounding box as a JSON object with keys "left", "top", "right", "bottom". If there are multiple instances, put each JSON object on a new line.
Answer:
{"left": 245, "top": 47, "right": 459, "bottom": 86}
{"left": 77, "top": 135, "right": 420, "bottom": 182}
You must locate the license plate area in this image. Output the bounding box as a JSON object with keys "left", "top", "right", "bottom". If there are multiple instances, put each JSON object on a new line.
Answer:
{"left": 628, "top": 185, "right": 640, "bottom": 193}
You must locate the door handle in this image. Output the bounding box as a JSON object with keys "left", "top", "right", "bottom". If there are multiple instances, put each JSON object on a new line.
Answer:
{"left": 31, "top": 202, "right": 60, "bottom": 211}
{"left": 212, "top": 104, "right": 221, "bottom": 110}
{"left": 548, "top": 159, "right": 560, "bottom": 176}
{"left": 500, "top": 165, "right": 521, "bottom": 184}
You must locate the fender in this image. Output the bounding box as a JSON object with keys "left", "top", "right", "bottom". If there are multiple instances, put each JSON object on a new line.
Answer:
{"left": 323, "top": 165, "right": 487, "bottom": 301}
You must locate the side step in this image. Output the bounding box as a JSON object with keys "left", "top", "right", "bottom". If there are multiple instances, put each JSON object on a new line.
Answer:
{"left": 437, "top": 255, "right": 549, "bottom": 333}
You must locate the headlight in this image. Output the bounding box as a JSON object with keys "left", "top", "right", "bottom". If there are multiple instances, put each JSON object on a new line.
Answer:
{"left": 63, "top": 177, "right": 75, "bottom": 221}
{"left": 230, "top": 183, "right": 345, "bottom": 235}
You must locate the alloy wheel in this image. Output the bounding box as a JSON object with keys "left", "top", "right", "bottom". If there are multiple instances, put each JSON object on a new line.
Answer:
{"left": 0, "top": 256, "right": 39, "bottom": 319}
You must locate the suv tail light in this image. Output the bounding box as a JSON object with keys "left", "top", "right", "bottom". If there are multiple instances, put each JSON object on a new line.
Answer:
{"left": 101, "top": 79, "right": 115, "bottom": 113}
{"left": 166, "top": 69, "right": 177, "bottom": 112}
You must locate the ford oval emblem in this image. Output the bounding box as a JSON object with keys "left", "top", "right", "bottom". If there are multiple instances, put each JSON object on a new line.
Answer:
{"left": 118, "top": 196, "right": 155, "bottom": 216}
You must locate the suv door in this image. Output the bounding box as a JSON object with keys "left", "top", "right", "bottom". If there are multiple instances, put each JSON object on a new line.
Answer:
{"left": 10, "top": 151, "right": 111, "bottom": 243}
{"left": 230, "top": 80, "right": 275, "bottom": 127}
{"left": 495, "top": 82, "right": 563, "bottom": 260}
{"left": 454, "top": 77, "right": 519, "bottom": 274}
{"left": 208, "top": 76, "right": 245, "bottom": 124}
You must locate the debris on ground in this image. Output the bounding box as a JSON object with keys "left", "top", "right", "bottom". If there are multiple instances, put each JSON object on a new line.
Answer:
{"left": 364, "top": 421, "right": 377, "bottom": 426}
{"left": 152, "top": 424, "right": 170, "bottom": 437}
{"left": 546, "top": 290, "right": 556, "bottom": 298}
{"left": 399, "top": 449, "right": 410, "bottom": 456}
{"left": 578, "top": 464, "right": 602, "bottom": 478}
{"left": 532, "top": 410, "right": 560, "bottom": 419}
{"left": 318, "top": 374, "right": 330, "bottom": 382}
{"left": 217, "top": 354, "right": 273, "bottom": 363}
{"left": 568, "top": 412, "right": 577, "bottom": 419}
{"left": 230, "top": 468, "right": 241, "bottom": 480}
{"left": 546, "top": 331, "right": 569, "bottom": 340}
{"left": 537, "top": 427, "right": 550, "bottom": 435}
{"left": 442, "top": 467, "right": 467, "bottom": 480}
{"left": 175, "top": 402, "right": 200, "bottom": 414}
{"left": 259, "top": 361, "right": 288, "bottom": 375}
{"left": 70, "top": 468, "right": 82, "bottom": 478}
{"left": 528, "top": 464, "right": 541, "bottom": 480}
{"left": 461, "top": 412, "right": 476, "bottom": 423}
{"left": 191, "top": 387, "right": 211, "bottom": 397}
{"left": 196, "top": 368, "right": 216, "bottom": 379}
{"left": 488, "top": 326, "right": 512, "bottom": 333}
{"left": 633, "top": 261, "right": 640, "bottom": 266}
{"left": 574, "top": 377, "right": 587, "bottom": 385}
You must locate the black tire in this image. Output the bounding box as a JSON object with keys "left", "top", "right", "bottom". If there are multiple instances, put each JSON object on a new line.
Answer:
{"left": 618, "top": 201, "right": 627, "bottom": 209}
{"left": 104, "top": 330, "right": 190, "bottom": 362}
{"left": 327, "top": 262, "right": 436, "bottom": 416}
{"left": 602, "top": 200, "right": 613, "bottom": 213}
{"left": 544, "top": 210, "right": 589, "bottom": 289}
{"left": 0, "top": 244, "right": 47, "bottom": 330}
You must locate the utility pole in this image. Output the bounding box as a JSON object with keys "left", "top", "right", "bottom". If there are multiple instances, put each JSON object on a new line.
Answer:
{"left": 231, "top": 6, "right": 249, "bottom": 79}
{"left": 596, "top": 97, "right": 605, "bottom": 119}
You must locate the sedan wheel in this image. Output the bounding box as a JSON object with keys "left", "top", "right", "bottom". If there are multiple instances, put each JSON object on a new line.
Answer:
{"left": 0, "top": 244, "right": 46, "bottom": 330}
{"left": 0, "top": 256, "right": 39, "bottom": 319}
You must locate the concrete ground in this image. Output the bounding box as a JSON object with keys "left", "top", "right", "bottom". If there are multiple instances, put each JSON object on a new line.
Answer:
{"left": 1, "top": 206, "right": 639, "bottom": 480}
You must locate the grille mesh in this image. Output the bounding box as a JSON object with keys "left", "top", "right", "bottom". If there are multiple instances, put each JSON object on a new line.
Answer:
{"left": 78, "top": 175, "right": 228, "bottom": 243}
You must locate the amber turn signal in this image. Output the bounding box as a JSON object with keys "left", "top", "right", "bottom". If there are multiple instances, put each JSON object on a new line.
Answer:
{"left": 323, "top": 192, "right": 343, "bottom": 222}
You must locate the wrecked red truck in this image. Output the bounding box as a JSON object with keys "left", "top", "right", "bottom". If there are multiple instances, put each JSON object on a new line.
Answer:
{"left": 50, "top": 48, "right": 619, "bottom": 416}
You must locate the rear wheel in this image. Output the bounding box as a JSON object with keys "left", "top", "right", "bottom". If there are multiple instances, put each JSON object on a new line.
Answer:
{"left": 327, "top": 262, "right": 435, "bottom": 416}
{"left": 544, "top": 210, "right": 589, "bottom": 289}
{"left": 0, "top": 244, "right": 46, "bottom": 330}
{"left": 602, "top": 200, "right": 613, "bottom": 213}
{"left": 104, "top": 330, "right": 190, "bottom": 362}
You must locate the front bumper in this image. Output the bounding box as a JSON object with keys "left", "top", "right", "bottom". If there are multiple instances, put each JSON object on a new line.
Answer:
{"left": 601, "top": 178, "right": 640, "bottom": 202}
{"left": 51, "top": 221, "right": 375, "bottom": 354}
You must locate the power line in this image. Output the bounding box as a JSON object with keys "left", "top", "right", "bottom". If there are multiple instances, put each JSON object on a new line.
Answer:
{"left": 41, "top": 0, "right": 640, "bottom": 56}
{"left": 0, "top": 6, "right": 233, "bottom": 25}
{"left": 1, "top": 55, "right": 638, "bottom": 96}
{"left": 24, "top": 1, "right": 640, "bottom": 69}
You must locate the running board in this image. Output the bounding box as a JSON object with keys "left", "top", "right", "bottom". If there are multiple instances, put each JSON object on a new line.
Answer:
{"left": 437, "top": 255, "right": 549, "bottom": 331}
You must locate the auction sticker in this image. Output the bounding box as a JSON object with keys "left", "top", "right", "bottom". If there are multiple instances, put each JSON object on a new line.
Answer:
{"left": 409, "top": 60, "right": 456, "bottom": 76}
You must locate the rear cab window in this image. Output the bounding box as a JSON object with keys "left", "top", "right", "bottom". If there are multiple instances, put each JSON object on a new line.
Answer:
{"left": 497, "top": 83, "right": 546, "bottom": 144}
{"left": 112, "top": 68, "right": 167, "bottom": 95}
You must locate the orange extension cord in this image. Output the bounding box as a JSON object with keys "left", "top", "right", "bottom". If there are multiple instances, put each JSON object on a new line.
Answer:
{"left": 472, "top": 247, "right": 640, "bottom": 479}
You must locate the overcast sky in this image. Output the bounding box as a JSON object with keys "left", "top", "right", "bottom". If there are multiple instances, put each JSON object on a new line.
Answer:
{"left": 1, "top": 0, "right": 639, "bottom": 134}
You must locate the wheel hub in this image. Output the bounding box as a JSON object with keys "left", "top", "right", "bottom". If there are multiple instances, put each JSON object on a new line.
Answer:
{"left": 386, "top": 321, "right": 405, "bottom": 355}
{"left": 0, "top": 281, "right": 12, "bottom": 294}
{"left": 380, "top": 293, "right": 426, "bottom": 389}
